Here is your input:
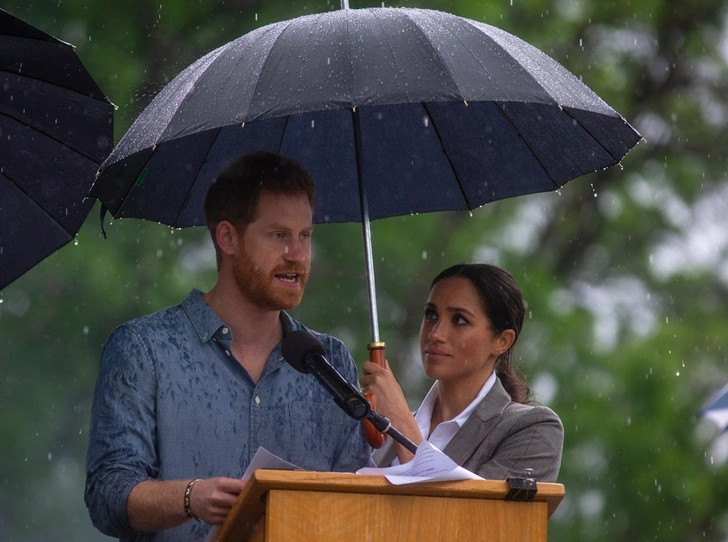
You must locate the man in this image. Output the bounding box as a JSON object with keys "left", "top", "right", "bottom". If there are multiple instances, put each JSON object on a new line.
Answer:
{"left": 85, "top": 152, "right": 372, "bottom": 541}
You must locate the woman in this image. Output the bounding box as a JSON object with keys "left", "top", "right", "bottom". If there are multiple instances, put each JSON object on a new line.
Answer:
{"left": 360, "top": 263, "right": 563, "bottom": 482}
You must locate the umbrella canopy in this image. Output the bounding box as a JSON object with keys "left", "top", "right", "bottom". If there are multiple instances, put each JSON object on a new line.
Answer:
{"left": 89, "top": 6, "right": 641, "bottom": 343}
{"left": 0, "top": 9, "right": 114, "bottom": 290}
{"left": 90, "top": 7, "right": 641, "bottom": 228}
{"left": 701, "top": 382, "right": 728, "bottom": 433}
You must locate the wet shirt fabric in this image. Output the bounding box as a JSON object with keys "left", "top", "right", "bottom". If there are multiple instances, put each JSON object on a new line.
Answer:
{"left": 85, "top": 289, "right": 372, "bottom": 541}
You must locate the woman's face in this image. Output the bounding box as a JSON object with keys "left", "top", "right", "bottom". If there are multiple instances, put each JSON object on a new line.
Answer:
{"left": 419, "top": 276, "right": 510, "bottom": 386}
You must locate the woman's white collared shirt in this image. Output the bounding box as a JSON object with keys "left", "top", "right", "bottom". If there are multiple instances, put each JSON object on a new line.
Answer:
{"left": 391, "top": 371, "right": 496, "bottom": 465}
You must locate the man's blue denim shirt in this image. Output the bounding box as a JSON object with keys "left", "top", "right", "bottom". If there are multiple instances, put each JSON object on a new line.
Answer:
{"left": 85, "top": 289, "right": 373, "bottom": 541}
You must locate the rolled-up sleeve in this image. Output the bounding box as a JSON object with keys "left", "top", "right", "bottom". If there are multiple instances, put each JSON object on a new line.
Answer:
{"left": 85, "top": 325, "right": 159, "bottom": 538}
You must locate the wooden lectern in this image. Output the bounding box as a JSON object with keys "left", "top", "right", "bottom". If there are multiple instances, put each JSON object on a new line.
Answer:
{"left": 212, "top": 470, "right": 564, "bottom": 542}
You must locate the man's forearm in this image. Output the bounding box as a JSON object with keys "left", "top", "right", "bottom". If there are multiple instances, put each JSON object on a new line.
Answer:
{"left": 127, "top": 480, "right": 191, "bottom": 532}
{"left": 128, "top": 476, "right": 247, "bottom": 531}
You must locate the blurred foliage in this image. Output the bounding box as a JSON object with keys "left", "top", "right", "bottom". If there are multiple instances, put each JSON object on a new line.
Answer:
{"left": 2, "top": 0, "right": 728, "bottom": 540}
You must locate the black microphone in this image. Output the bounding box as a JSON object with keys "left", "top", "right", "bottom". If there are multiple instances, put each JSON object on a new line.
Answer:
{"left": 281, "top": 330, "right": 419, "bottom": 454}
{"left": 281, "top": 330, "right": 371, "bottom": 421}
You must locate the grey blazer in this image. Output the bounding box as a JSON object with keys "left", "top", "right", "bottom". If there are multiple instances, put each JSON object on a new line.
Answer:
{"left": 373, "top": 378, "right": 564, "bottom": 482}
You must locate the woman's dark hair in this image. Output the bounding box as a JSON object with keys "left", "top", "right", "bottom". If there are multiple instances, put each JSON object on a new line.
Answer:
{"left": 431, "top": 263, "right": 531, "bottom": 404}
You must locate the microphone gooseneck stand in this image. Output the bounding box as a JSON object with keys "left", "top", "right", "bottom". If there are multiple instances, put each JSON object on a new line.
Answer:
{"left": 365, "top": 410, "right": 418, "bottom": 454}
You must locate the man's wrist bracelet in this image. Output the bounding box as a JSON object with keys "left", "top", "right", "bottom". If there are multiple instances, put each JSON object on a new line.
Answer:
{"left": 184, "top": 478, "right": 203, "bottom": 521}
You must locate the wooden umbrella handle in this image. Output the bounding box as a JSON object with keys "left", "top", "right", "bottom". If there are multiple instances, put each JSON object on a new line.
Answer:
{"left": 363, "top": 342, "right": 387, "bottom": 448}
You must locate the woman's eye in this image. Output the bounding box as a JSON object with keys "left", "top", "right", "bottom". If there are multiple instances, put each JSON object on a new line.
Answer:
{"left": 424, "top": 309, "right": 438, "bottom": 321}
{"left": 453, "top": 314, "right": 469, "bottom": 325}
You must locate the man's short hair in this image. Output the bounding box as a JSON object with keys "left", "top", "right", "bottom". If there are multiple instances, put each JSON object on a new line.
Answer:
{"left": 204, "top": 151, "right": 315, "bottom": 244}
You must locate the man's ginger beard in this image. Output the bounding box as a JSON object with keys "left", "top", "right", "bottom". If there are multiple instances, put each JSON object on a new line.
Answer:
{"left": 232, "top": 243, "right": 309, "bottom": 311}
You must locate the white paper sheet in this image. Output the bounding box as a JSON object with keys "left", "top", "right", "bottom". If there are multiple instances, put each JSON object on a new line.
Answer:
{"left": 203, "top": 447, "right": 302, "bottom": 542}
{"left": 356, "top": 440, "right": 484, "bottom": 485}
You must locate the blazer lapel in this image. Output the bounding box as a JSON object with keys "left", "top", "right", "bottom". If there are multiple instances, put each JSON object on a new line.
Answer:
{"left": 442, "top": 378, "right": 511, "bottom": 466}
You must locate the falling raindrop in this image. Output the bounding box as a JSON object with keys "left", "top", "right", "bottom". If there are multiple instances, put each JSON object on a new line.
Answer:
{"left": 421, "top": 250, "right": 427, "bottom": 260}
{"left": 83, "top": 326, "right": 89, "bottom": 336}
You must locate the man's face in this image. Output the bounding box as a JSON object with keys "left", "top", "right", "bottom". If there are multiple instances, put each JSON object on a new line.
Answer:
{"left": 232, "top": 190, "right": 313, "bottom": 311}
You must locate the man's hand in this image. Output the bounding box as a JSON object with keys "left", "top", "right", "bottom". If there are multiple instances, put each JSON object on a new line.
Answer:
{"left": 189, "top": 477, "right": 247, "bottom": 525}
{"left": 127, "top": 477, "right": 246, "bottom": 532}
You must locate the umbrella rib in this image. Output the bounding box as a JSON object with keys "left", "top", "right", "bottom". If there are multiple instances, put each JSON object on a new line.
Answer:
{"left": 0, "top": 56, "right": 111, "bottom": 101}
{"left": 0, "top": 170, "right": 80, "bottom": 238}
{"left": 559, "top": 107, "right": 621, "bottom": 164}
{"left": 276, "top": 115, "right": 291, "bottom": 155}
{"left": 0, "top": 68, "right": 111, "bottom": 103}
{"left": 173, "top": 126, "right": 226, "bottom": 228}
{"left": 421, "top": 102, "right": 472, "bottom": 210}
{"left": 491, "top": 101, "right": 561, "bottom": 191}
{"left": 113, "top": 149, "right": 157, "bottom": 220}
{"left": 244, "top": 18, "right": 306, "bottom": 120}
{"left": 1, "top": 111, "right": 111, "bottom": 165}
{"left": 390, "top": 11, "right": 464, "bottom": 100}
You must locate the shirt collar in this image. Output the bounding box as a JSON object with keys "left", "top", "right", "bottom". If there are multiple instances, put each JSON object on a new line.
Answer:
{"left": 182, "top": 288, "right": 299, "bottom": 344}
{"left": 415, "top": 371, "right": 498, "bottom": 438}
{"left": 182, "top": 289, "right": 225, "bottom": 343}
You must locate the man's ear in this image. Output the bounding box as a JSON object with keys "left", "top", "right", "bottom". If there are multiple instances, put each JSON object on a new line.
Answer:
{"left": 215, "top": 220, "right": 239, "bottom": 257}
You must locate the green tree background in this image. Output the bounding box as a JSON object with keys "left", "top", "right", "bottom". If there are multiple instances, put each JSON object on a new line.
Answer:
{"left": 2, "top": 0, "right": 728, "bottom": 540}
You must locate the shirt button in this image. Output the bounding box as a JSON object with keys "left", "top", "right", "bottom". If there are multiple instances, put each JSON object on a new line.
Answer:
{"left": 222, "top": 327, "right": 229, "bottom": 335}
{"left": 255, "top": 396, "right": 261, "bottom": 405}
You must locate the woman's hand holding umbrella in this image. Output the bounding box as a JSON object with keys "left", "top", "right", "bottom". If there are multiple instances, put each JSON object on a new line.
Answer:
{"left": 361, "top": 359, "right": 423, "bottom": 464}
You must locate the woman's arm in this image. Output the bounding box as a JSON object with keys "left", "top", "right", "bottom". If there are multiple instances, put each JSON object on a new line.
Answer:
{"left": 360, "top": 360, "right": 424, "bottom": 464}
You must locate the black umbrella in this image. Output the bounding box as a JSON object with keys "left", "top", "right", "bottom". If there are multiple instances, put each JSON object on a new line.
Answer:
{"left": 0, "top": 9, "right": 114, "bottom": 290}
{"left": 90, "top": 6, "right": 641, "bottom": 341}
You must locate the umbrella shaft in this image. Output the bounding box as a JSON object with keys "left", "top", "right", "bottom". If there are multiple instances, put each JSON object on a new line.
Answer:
{"left": 353, "top": 108, "right": 380, "bottom": 343}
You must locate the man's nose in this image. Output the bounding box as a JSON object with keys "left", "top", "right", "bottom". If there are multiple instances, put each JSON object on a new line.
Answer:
{"left": 284, "top": 239, "right": 307, "bottom": 262}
